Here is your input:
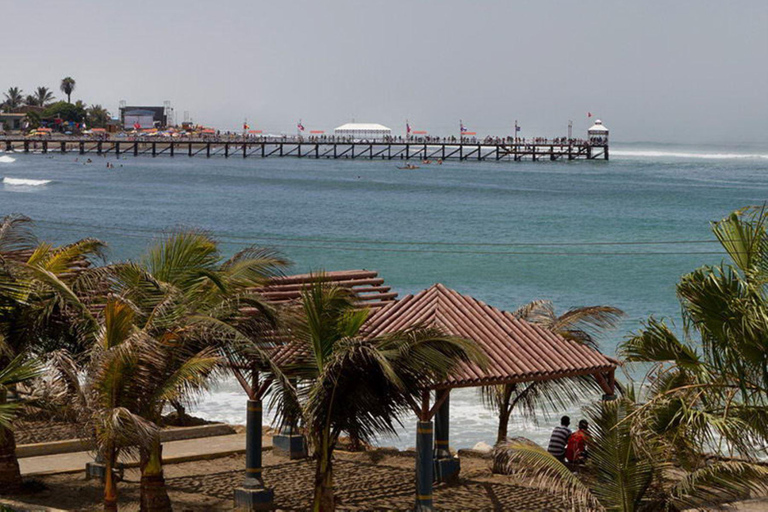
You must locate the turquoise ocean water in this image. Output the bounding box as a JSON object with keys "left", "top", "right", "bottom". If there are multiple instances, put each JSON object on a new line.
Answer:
{"left": 1, "top": 142, "right": 767, "bottom": 449}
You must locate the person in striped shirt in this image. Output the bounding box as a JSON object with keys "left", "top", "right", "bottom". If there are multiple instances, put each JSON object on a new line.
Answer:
{"left": 547, "top": 416, "right": 572, "bottom": 462}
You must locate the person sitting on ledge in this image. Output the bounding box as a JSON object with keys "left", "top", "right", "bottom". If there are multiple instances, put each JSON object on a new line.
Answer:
{"left": 566, "top": 419, "right": 590, "bottom": 464}
{"left": 547, "top": 415, "right": 572, "bottom": 463}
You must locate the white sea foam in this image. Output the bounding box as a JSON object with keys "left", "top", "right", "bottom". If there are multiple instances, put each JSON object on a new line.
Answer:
{"left": 612, "top": 150, "right": 768, "bottom": 160}
{"left": 0, "top": 156, "right": 16, "bottom": 163}
{"left": 3, "top": 177, "right": 52, "bottom": 186}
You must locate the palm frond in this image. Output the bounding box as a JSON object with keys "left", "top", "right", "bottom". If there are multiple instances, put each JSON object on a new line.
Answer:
{"left": 670, "top": 460, "right": 768, "bottom": 509}
{"left": 0, "top": 214, "right": 36, "bottom": 253}
{"left": 493, "top": 442, "right": 602, "bottom": 511}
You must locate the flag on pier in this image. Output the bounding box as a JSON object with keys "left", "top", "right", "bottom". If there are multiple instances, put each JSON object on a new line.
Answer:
{"left": 515, "top": 121, "right": 521, "bottom": 133}
{"left": 406, "top": 121, "right": 411, "bottom": 135}
{"left": 298, "top": 120, "right": 305, "bottom": 132}
{"left": 587, "top": 112, "right": 593, "bottom": 118}
{"left": 243, "top": 122, "right": 250, "bottom": 130}
{"left": 460, "top": 120, "right": 468, "bottom": 133}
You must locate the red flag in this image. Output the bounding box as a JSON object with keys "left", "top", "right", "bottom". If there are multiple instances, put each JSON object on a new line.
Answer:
{"left": 297, "top": 120, "right": 305, "bottom": 132}
{"left": 587, "top": 112, "right": 593, "bottom": 118}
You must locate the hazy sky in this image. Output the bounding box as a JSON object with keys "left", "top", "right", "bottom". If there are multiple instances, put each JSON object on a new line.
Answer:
{"left": 3, "top": 1, "right": 767, "bottom": 143}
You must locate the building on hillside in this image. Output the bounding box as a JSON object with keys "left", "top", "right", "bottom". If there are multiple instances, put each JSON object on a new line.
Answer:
{"left": 120, "top": 106, "right": 168, "bottom": 130}
{"left": 333, "top": 123, "right": 392, "bottom": 140}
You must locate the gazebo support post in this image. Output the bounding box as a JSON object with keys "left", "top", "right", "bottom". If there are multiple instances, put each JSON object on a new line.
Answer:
{"left": 415, "top": 390, "right": 435, "bottom": 511}
{"left": 234, "top": 370, "right": 274, "bottom": 511}
{"left": 272, "top": 379, "right": 307, "bottom": 459}
{"left": 597, "top": 369, "right": 617, "bottom": 401}
{"left": 434, "top": 390, "right": 460, "bottom": 484}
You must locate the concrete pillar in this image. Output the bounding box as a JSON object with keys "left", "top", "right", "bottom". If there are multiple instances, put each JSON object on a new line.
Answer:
{"left": 434, "top": 392, "right": 460, "bottom": 483}
{"left": 415, "top": 420, "right": 434, "bottom": 511}
{"left": 233, "top": 399, "right": 273, "bottom": 511}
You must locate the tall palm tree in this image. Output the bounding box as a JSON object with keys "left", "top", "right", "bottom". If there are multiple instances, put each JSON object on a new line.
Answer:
{"left": 282, "top": 280, "right": 483, "bottom": 511}
{"left": 32, "top": 87, "right": 54, "bottom": 107}
{"left": 2, "top": 87, "right": 24, "bottom": 111}
{"left": 0, "top": 355, "right": 42, "bottom": 493}
{"left": 494, "top": 394, "right": 768, "bottom": 511}
{"left": 60, "top": 77, "right": 76, "bottom": 103}
{"left": 620, "top": 206, "right": 768, "bottom": 462}
{"left": 482, "top": 302, "right": 623, "bottom": 444}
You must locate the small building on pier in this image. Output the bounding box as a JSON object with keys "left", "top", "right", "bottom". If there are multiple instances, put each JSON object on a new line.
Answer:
{"left": 334, "top": 122, "right": 391, "bottom": 140}
{"left": 588, "top": 119, "right": 609, "bottom": 144}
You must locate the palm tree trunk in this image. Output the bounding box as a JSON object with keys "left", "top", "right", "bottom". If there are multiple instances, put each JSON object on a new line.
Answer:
{"left": 0, "top": 425, "right": 22, "bottom": 493}
{"left": 495, "top": 384, "right": 514, "bottom": 445}
{"left": 312, "top": 432, "right": 335, "bottom": 512}
{"left": 140, "top": 440, "right": 172, "bottom": 512}
{"left": 103, "top": 448, "right": 118, "bottom": 511}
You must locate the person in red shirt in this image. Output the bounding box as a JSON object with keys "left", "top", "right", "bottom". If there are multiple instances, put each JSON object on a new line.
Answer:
{"left": 565, "top": 419, "right": 590, "bottom": 463}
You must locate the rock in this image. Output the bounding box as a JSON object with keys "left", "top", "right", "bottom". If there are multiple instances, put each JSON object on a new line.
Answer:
{"left": 472, "top": 442, "right": 493, "bottom": 453}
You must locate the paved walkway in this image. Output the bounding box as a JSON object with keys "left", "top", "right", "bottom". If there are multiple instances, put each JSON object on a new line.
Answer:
{"left": 19, "top": 433, "right": 268, "bottom": 476}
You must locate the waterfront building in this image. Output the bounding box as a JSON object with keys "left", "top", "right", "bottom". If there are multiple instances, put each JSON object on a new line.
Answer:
{"left": 120, "top": 106, "right": 167, "bottom": 130}
{"left": 334, "top": 122, "right": 391, "bottom": 140}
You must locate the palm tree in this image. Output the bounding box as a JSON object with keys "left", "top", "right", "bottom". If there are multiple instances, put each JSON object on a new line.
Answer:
{"left": 619, "top": 206, "right": 768, "bottom": 462}
{"left": 2, "top": 87, "right": 24, "bottom": 111}
{"left": 482, "top": 302, "right": 623, "bottom": 444}
{"left": 0, "top": 215, "right": 106, "bottom": 491}
{"left": 0, "top": 355, "right": 42, "bottom": 493}
{"left": 60, "top": 77, "right": 76, "bottom": 103}
{"left": 494, "top": 395, "right": 768, "bottom": 511}
{"left": 32, "top": 87, "right": 54, "bottom": 107}
{"left": 105, "top": 231, "right": 289, "bottom": 511}
{"left": 86, "top": 105, "right": 111, "bottom": 128}
{"left": 282, "top": 279, "right": 482, "bottom": 511}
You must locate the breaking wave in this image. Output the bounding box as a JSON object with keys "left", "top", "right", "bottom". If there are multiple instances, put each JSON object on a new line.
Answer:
{"left": 612, "top": 150, "right": 768, "bottom": 160}
{"left": 3, "top": 177, "right": 52, "bottom": 186}
{"left": 0, "top": 156, "right": 16, "bottom": 163}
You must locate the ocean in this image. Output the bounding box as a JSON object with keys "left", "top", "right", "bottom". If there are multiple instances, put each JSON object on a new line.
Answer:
{"left": 2, "top": 142, "right": 767, "bottom": 449}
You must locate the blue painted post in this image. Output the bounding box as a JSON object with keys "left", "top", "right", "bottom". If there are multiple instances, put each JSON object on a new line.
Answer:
{"left": 434, "top": 392, "right": 460, "bottom": 483}
{"left": 415, "top": 420, "right": 434, "bottom": 511}
{"left": 234, "top": 399, "right": 274, "bottom": 510}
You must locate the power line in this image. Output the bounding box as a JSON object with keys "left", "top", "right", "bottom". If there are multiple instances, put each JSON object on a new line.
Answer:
{"left": 32, "top": 219, "right": 731, "bottom": 257}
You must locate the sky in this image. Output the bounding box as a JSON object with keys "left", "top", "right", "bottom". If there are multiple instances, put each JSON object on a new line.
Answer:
{"left": 2, "top": 0, "right": 767, "bottom": 144}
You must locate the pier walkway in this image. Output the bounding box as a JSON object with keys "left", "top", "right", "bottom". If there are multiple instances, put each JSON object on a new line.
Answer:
{"left": 1, "top": 137, "right": 609, "bottom": 161}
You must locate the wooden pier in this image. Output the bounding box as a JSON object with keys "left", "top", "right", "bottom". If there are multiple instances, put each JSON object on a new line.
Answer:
{"left": 1, "top": 137, "right": 609, "bottom": 161}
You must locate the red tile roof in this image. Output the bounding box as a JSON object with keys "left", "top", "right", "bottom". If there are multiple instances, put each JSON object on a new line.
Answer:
{"left": 257, "top": 269, "right": 397, "bottom": 310}
{"left": 363, "top": 283, "right": 617, "bottom": 389}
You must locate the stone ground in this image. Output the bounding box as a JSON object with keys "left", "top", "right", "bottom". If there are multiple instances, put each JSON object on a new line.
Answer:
{"left": 9, "top": 451, "right": 568, "bottom": 511}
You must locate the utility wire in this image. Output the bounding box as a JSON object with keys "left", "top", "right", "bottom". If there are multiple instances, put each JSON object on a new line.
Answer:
{"left": 33, "top": 219, "right": 730, "bottom": 257}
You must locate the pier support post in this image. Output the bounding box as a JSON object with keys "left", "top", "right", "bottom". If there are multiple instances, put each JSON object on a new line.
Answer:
{"left": 225, "top": 143, "right": 229, "bottom": 158}
{"left": 243, "top": 143, "right": 247, "bottom": 158}
{"left": 115, "top": 142, "right": 120, "bottom": 157}
{"left": 234, "top": 399, "right": 274, "bottom": 511}
{"left": 434, "top": 391, "right": 460, "bottom": 484}
{"left": 152, "top": 142, "right": 156, "bottom": 157}
{"left": 170, "top": 142, "right": 174, "bottom": 157}
{"left": 134, "top": 143, "right": 138, "bottom": 157}
{"left": 206, "top": 143, "right": 211, "bottom": 158}
{"left": 189, "top": 142, "right": 193, "bottom": 157}
{"left": 415, "top": 420, "right": 435, "bottom": 511}
{"left": 60, "top": 141, "right": 66, "bottom": 154}
{"left": 97, "top": 141, "right": 103, "bottom": 155}
{"left": 604, "top": 147, "right": 609, "bottom": 160}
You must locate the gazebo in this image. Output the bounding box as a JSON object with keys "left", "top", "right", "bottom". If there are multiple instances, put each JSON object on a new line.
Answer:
{"left": 364, "top": 283, "right": 618, "bottom": 511}
{"left": 588, "top": 119, "right": 609, "bottom": 144}
{"left": 232, "top": 273, "right": 618, "bottom": 512}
